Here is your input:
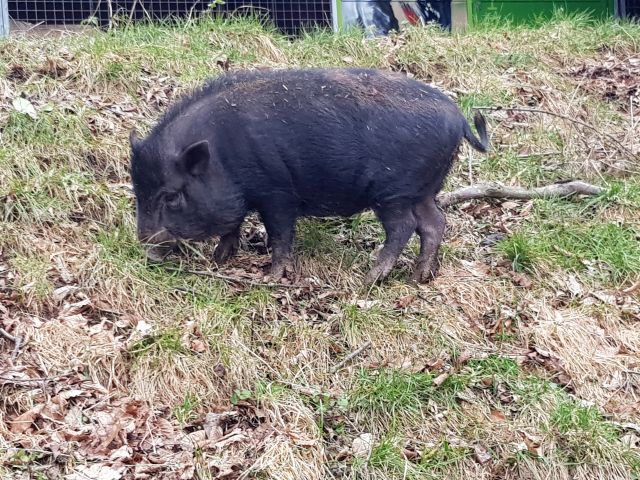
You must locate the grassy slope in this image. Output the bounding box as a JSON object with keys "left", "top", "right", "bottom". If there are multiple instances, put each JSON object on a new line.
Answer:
{"left": 1, "top": 13, "right": 639, "bottom": 480}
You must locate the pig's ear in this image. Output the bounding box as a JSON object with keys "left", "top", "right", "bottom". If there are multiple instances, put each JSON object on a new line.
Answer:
{"left": 129, "top": 129, "right": 142, "bottom": 151}
{"left": 179, "top": 140, "right": 210, "bottom": 176}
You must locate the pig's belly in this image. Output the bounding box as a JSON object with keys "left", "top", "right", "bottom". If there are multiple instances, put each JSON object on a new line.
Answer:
{"left": 298, "top": 196, "right": 370, "bottom": 218}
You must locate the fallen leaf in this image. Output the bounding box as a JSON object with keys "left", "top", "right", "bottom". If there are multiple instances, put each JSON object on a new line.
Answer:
{"left": 520, "top": 431, "right": 542, "bottom": 457}
{"left": 402, "top": 447, "right": 420, "bottom": 461}
{"left": 501, "top": 201, "right": 519, "bottom": 209}
{"left": 424, "top": 358, "right": 444, "bottom": 371}
{"left": 481, "top": 377, "right": 493, "bottom": 387}
{"left": 511, "top": 272, "right": 532, "bottom": 289}
{"left": 489, "top": 409, "right": 506, "bottom": 422}
{"left": 109, "top": 445, "right": 132, "bottom": 461}
{"left": 592, "top": 290, "right": 617, "bottom": 305}
{"left": 456, "top": 351, "right": 473, "bottom": 366}
{"left": 352, "top": 433, "right": 373, "bottom": 459}
{"left": 433, "top": 373, "right": 450, "bottom": 387}
{"left": 395, "top": 295, "right": 416, "bottom": 309}
{"left": 565, "top": 275, "right": 583, "bottom": 297}
{"left": 66, "top": 464, "right": 124, "bottom": 480}
{"left": 53, "top": 285, "right": 80, "bottom": 303}
{"left": 58, "top": 299, "right": 92, "bottom": 320}
{"left": 355, "top": 300, "right": 378, "bottom": 309}
{"left": 10, "top": 405, "right": 44, "bottom": 434}
{"left": 12, "top": 97, "right": 37, "bottom": 119}
{"left": 473, "top": 444, "right": 492, "bottom": 464}
{"left": 136, "top": 320, "right": 153, "bottom": 334}
{"left": 190, "top": 339, "right": 207, "bottom": 353}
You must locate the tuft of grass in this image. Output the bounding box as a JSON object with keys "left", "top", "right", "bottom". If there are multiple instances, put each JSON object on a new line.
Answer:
{"left": 368, "top": 436, "right": 406, "bottom": 473}
{"left": 130, "top": 327, "right": 187, "bottom": 357}
{"left": 467, "top": 355, "right": 520, "bottom": 381}
{"left": 174, "top": 392, "right": 202, "bottom": 424}
{"left": 499, "top": 214, "right": 640, "bottom": 284}
{"left": 8, "top": 254, "right": 54, "bottom": 300}
{"left": 548, "top": 399, "right": 638, "bottom": 467}
{"left": 350, "top": 369, "right": 435, "bottom": 422}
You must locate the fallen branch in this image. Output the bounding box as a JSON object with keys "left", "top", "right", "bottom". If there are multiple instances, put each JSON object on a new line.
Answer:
{"left": 475, "top": 105, "right": 638, "bottom": 162}
{"left": 330, "top": 340, "right": 372, "bottom": 374}
{"left": 163, "top": 266, "right": 301, "bottom": 289}
{"left": 437, "top": 180, "right": 604, "bottom": 208}
{"left": 0, "top": 373, "right": 71, "bottom": 386}
{"left": 622, "top": 279, "right": 640, "bottom": 295}
{"left": 0, "top": 328, "right": 23, "bottom": 364}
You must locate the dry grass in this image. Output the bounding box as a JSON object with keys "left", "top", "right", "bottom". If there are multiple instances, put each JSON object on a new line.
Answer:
{"left": 1, "top": 12, "right": 640, "bottom": 480}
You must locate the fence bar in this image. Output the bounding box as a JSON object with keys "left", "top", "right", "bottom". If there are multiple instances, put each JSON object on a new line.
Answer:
{"left": 0, "top": 0, "right": 9, "bottom": 37}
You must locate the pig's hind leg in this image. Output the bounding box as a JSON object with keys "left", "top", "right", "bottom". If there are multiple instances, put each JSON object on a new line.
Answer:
{"left": 364, "top": 206, "right": 417, "bottom": 285}
{"left": 411, "top": 196, "right": 445, "bottom": 283}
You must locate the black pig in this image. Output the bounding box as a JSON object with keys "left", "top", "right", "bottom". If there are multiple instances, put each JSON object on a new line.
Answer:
{"left": 129, "top": 68, "right": 489, "bottom": 284}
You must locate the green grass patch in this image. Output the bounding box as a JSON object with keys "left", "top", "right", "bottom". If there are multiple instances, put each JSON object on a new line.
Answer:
{"left": 8, "top": 253, "right": 54, "bottom": 300}
{"left": 130, "top": 326, "right": 187, "bottom": 357}
{"left": 174, "top": 392, "right": 202, "bottom": 424}
{"left": 551, "top": 400, "right": 618, "bottom": 439}
{"left": 467, "top": 355, "right": 520, "bottom": 381}
{"left": 368, "top": 436, "right": 406, "bottom": 473}
{"left": 350, "top": 369, "right": 435, "bottom": 420}
{"left": 2, "top": 109, "right": 91, "bottom": 148}
{"left": 499, "top": 221, "right": 640, "bottom": 283}
{"left": 548, "top": 398, "right": 640, "bottom": 467}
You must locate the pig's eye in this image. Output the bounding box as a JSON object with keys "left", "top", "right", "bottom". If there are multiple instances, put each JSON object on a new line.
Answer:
{"left": 164, "top": 192, "right": 182, "bottom": 210}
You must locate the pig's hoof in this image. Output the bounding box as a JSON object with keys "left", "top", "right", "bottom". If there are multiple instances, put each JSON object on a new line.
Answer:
{"left": 269, "top": 259, "right": 295, "bottom": 281}
{"left": 364, "top": 267, "right": 389, "bottom": 286}
{"left": 410, "top": 260, "right": 439, "bottom": 284}
{"left": 213, "top": 240, "right": 238, "bottom": 266}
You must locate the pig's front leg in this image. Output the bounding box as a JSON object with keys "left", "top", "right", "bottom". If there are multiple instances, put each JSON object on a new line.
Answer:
{"left": 213, "top": 226, "right": 242, "bottom": 265}
{"left": 261, "top": 207, "right": 296, "bottom": 280}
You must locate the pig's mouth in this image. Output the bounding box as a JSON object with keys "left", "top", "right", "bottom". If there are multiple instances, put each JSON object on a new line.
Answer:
{"left": 141, "top": 229, "right": 179, "bottom": 263}
{"left": 142, "top": 223, "right": 240, "bottom": 262}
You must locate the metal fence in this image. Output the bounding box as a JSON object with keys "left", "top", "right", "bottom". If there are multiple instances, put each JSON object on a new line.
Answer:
{"left": 2, "top": 0, "right": 639, "bottom": 38}
{"left": 4, "top": 0, "right": 333, "bottom": 35}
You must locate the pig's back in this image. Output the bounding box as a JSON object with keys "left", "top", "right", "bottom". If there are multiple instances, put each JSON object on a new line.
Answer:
{"left": 168, "top": 68, "right": 466, "bottom": 214}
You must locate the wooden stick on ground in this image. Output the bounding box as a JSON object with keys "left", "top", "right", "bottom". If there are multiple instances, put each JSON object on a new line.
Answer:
{"left": 437, "top": 180, "right": 604, "bottom": 208}
{"left": 0, "top": 328, "right": 23, "bottom": 364}
{"left": 163, "top": 266, "right": 301, "bottom": 289}
{"left": 331, "top": 340, "right": 373, "bottom": 374}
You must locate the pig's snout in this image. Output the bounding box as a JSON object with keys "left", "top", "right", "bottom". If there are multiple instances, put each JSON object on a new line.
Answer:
{"left": 138, "top": 229, "right": 178, "bottom": 262}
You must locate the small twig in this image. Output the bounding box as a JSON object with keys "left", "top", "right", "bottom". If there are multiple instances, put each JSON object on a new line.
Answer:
{"left": 553, "top": 245, "right": 577, "bottom": 258}
{"left": 331, "top": 341, "right": 372, "bottom": 373}
{"left": 128, "top": 0, "right": 138, "bottom": 23}
{"left": 0, "top": 371, "right": 74, "bottom": 386}
{"left": 437, "top": 180, "right": 604, "bottom": 208}
{"left": 516, "top": 150, "right": 561, "bottom": 159}
{"left": 0, "top": 376, "right": 58, "bottom": 385}
{"left": 0, "top": 328, "right": 23, "bottom": 364}
{"left": 0, "top": 447, "right": 72, "bottom": 460}
{"left": 475, "top": 105, "right": 638, "bottom": 161}
{"left": 163, "top": 266, "right": 300, "bottom": 289}
{"left": 622, "top": 279, "right": 640, "bottom": 295}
